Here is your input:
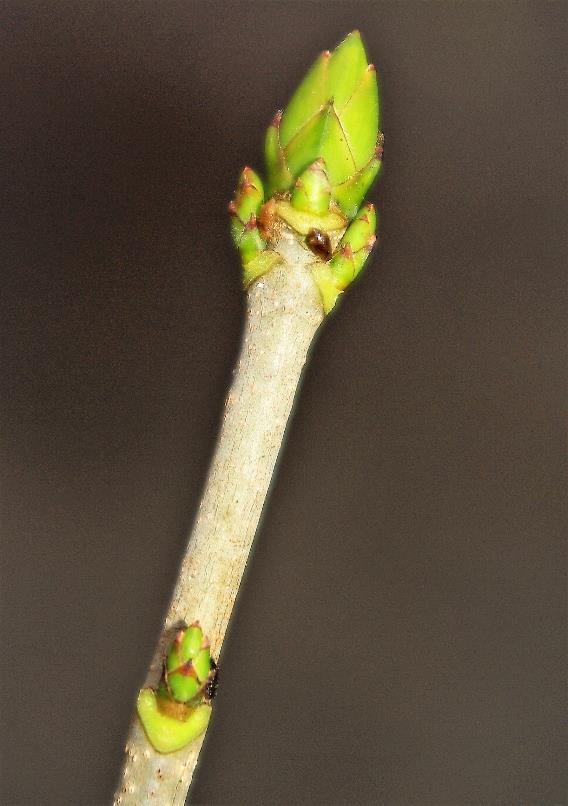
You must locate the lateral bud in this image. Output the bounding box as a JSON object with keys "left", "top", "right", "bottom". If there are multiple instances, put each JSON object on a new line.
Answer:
{"left": 329, "top": 202, "right": 377, "bottom": 290}
{"left": 290, "top": 159, "right": 332, "bottom": 216}
{"left": 229, "top": 166, "right": 266, "bottom": 265}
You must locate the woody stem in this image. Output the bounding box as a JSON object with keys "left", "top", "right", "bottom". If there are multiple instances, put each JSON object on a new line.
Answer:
{"left": 114, "top": 231, "right": 324, "bottom": 805}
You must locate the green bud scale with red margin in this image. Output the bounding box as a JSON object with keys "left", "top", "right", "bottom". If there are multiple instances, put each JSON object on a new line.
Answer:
{"left": 136, "top": 622, "right": 217, "bottom": 754}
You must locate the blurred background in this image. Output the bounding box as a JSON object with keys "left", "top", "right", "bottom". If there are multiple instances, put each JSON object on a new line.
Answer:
{"left": 2, "top": 2, "right": 565, "bottom": 804}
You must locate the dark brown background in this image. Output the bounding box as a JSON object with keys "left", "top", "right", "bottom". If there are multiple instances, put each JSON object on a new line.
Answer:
{"left": 2, "top": 2, "right": 566, "bottom": 804}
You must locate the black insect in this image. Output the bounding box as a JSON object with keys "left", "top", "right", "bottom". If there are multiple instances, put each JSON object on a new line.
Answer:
{"left": 205, "top": 657, "right": 219, "bottom": 701}
{"left": 306, "top": 229, "right": 332, "bottom": 261}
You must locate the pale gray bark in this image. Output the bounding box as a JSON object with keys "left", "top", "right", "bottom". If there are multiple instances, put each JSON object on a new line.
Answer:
{"left": 114, "top": 231, "right": 325, "bottom": 805}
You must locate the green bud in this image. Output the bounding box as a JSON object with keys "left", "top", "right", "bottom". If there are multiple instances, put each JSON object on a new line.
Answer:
{"left": 234, "top": 166, "right": 264, "bottom": 222}
{"left": 229, "top": 166, "right": 266, "bottom": 266}
{"left": 165, "top": 624, "right": 208, "bottom": 703}
{"left": 137, "top": 688, "right": 211, "bottom": 754}
{"left": 310, "top": 202, "right": 377, "bottom": 313}
{"left": 328, "top": 203, "right": 377, "bottom": 291}
{"left": 264, "top": 31, "right": 381, "bottom": 215}
{"left": 234, "top": 32, "right": 382, "bottom": 292}
{"left": 338, "top": 203, "right": 377, "bottom": 253}
{"left": 290, "top": 159, "right": 331, "bottom": 216}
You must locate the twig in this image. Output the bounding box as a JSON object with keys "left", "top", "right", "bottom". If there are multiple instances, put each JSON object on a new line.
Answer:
{"left": 113, "top": 29, "right": 382, "bottom": 805}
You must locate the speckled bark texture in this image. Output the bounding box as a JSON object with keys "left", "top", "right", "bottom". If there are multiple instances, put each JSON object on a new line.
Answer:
{"left": 114, "top": 232, "right": 325, "bottom": 805}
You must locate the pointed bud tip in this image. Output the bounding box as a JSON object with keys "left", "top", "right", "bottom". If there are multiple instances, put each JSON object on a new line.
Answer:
{"left": 322, "top": 49, "right": 331, "bottom": 58}
{"left": 367, "top": 63, "right": 376, "bottom": 72}
{"left": 335, "top": 29, "right": 364, "bottom": 53}
{"left": 244, "top": 215, "right": 258, "bottom": 230}
{"left": 271, "top": 110, "right": 283, "bottom": 127}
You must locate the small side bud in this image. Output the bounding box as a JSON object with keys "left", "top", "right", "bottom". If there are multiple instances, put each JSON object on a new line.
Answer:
{"left": 165, "top": 623, "right": 212, "bottom": 703}
{"left": 233, "top": 166, "right": 264, "bottom": 225}
{"left": 229, "top": 165, "right": 267, "bottom": 266}
{"left": 328, "top": 202, "right": 377, "bottom": 290}
{"left": 340, "top": 203, "right": 376, "bottom": 253}
{"left": 290, "top": 160, "right": 332, "bottom": 216}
